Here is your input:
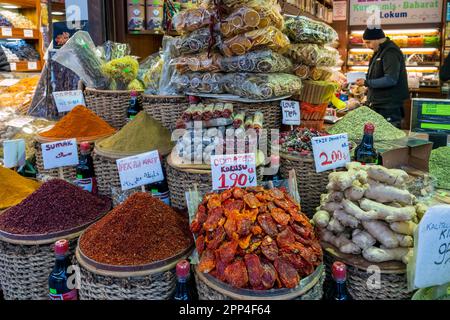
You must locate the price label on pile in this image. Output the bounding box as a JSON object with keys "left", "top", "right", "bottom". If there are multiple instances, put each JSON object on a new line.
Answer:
{"left": 41, "top": 139, "right": 79, "bottom": 170}
{"left": 116, "top": 150, "right": 164, "bottom": 191}
{"left": 28, "top": 62, "right": 37, "bottom": 70}
{"left": 281, "top": 100, "right": 300, "bottom": 125}
{"left": 1, "top": 27, "right": 12, "bottom": 37}
{"left": 311, "top": 133, "right": 350, "bottom": 173}
{"left": 211, "top": 153, "right": 257, "bottom": 191}
{"left": 23, "top": 29, "right": 34, "bottom": 38}
{"left": 413, "top": 205, "right": 450, "bottom": 289}
{"left": 52, "top": 90, "right": 86, "bottom": 113}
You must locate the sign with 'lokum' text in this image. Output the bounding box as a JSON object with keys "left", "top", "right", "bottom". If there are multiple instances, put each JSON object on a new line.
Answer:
{"left": 349, "top": 0, "right": 442, "bottom": 26}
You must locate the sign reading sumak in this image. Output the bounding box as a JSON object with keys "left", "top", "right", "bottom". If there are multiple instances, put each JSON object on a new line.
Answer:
{"left": 116, "top": 150, "right": 164, "bottom": 191}
{"left": 41, "top": 139, "right": 79, "bottom": 170}
{"left": 349, "top": 0, "right": 442, "bottom": 25}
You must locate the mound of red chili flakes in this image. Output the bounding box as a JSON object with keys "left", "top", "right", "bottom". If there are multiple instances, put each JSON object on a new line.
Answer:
{"left": 80, "top": 192, "right": 193, "bottom": 266}
{"left": 191, "top": 186, "right": 323, "bottom": 290}
{"left": 0, "top": 179, "right": 110, "bottom": 235}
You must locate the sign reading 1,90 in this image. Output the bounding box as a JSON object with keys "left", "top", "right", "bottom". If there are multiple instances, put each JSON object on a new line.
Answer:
{"left": 211, "top": 153, "right": 257, "bottom": 191}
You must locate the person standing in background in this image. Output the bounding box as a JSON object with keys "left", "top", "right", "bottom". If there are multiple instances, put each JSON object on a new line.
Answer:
{"left": 439, "top": 53, "right": 450, "bottom": 97}
{"left": 356, "top": 27, "right": 409, "bottom": 128}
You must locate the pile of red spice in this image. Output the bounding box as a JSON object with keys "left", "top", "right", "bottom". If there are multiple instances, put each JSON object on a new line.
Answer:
{"left": 80, "top": 192, "right": 193, "bottom": 266}
{"left": 0, "top": 179, "right": 110, "bottom": 235}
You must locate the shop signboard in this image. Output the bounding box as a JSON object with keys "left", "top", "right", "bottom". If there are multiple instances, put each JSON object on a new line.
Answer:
{"left": 349, "top": 0, "right": 442, "bottom": 26}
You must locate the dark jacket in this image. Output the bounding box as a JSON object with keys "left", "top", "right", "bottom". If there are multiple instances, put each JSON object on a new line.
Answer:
{"left": 365, "top": 38, "right": 409, "bottom": 107}
{"left": 440, "top": 53, "right": 450, "bottom": 82}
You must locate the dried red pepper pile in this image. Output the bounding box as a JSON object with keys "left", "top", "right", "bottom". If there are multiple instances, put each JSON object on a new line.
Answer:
{"left": 80, "top": 192, "right": 193, "bottom": 266}
{"left": 0, "top": 179, "right": 110, "bottom": 235}
{"left": 191, "top": 187, "right": 323, "bottom": 290}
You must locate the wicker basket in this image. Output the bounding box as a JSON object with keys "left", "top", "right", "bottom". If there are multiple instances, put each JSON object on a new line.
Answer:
{"left": 0, "top": 232, "right": 78, "bottom": 300}
{"left": 195, "top": 264, "right": 325, "bottom": 300}
{"left": 84, "top": 87, "right": 138, "bottom": 130}
{"left": 279, "top": 152, "right": 329, "bottom": 217}
{"left": 75, "top": 244, "right": 193, "bottom": 300}
{"left": 323, "top": 242, "right": 413, "bottom": 300}
{"left": 141, "top": 95, "right": 189, "bottom": 131}
{"left": 166, "top": 156, "right": 265, "bottom": 210}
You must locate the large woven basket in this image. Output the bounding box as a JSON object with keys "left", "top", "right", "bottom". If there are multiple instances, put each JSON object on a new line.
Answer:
{"left": 166, "top": 157, "right": 264, "bottom": 210}
{"left": 141, "top": 95, "right": 189, "bottom": 131}
{"left": 323, "top": 242, "right": 413, "bottom": 300}
{"left": 202, "top": 99, "right": 282, "bottom": 130}
{"left": 279, "top": 152, "right": 329, "bottom": 217}
{"left": 195, "top": 264, "right": 325, "bottom": 300}
{"left": 84, "top": 87, "right": 138, "bottom": 130}
{"left": 0, "top": 232, "right": 78, "bottom": 300}
{"left": 75, "top": 243, "right": 193, "bottom": 300}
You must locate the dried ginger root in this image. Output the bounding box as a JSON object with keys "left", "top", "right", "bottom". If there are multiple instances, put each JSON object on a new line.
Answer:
{"left": 333, "top": 209, "right": 359, "bottom": 228}
{"left": 321, "top": 201, "right": 343, "bottom": 213}
{"left": 344, "top": 180, "right": 367, "bottom": 201}
{"left": 364, "top": 179, "right": 415, "bottom": 205}
{"left": 362, "top": 246, "right": 412, "bottom": 264}
{"left": 351, "top": 229, "right": 376, "bottom": 250}
{"left": 359, "top": 198, "right": 416, "bottom": 223}
{"left": 366, "top": 166, "right": 408, "bottom": 187}
{"left": 362, "top": 220, "right": 399, "bottom": 248}
{"left": 320, "top": 229, "right": 361, "bottom": 254}
{"left": 396, "top": 234, "right": 413, "bottom": 248}
{"left": 342, "top": 199, "right": 378, "bottom": 220}
{"left": 327, "top": 217, "right": 345, "bottom": 233}
{"left": 327, "top": 171, "right": 355, "bottom": 191}
{"left": 415, "top": 203, "right": 428, "bottom": 220}
{"left": 313, "top": 210, "right": 330, "bottom": 228}
{"left": 389, "top": 221, "right": 417, "bottom": 236}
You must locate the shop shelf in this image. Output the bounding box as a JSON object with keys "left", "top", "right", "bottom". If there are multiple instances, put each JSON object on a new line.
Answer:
{"left": 0, "top": 27, "right": 39, "bottom": 39}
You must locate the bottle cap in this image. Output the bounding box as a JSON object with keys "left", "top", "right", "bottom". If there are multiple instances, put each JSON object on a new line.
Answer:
{"left": 80, "top": 142, "right": 91, "bottom": 153}
{"left": 176, "top": 260, "right": 190, "bottom": 278}
{"left": 130, "top": 90, "right": 138, "bottom": 97}
{"left": 332, "top": 261, "right": 347, "bottom": 281}
{"left": 55, "top": 239, "right": 69, "bottom": 256}
{"left": 364, "top": 122, "right": 375, "bottom": 134}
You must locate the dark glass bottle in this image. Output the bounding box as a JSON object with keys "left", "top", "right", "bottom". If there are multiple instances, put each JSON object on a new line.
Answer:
{"left": 49, "top": 239, "right": 78, "bottom": 300}
{"left": 74, "top": 142, "right": 97, "bottom": 194}
{"left": 148, "top": 178, "right": 170, "bottom": 206}
{"left": 329, "top": 261, "right": 353, "bottom": 300}
{"left": 127, "top": 90, "right": 142, "bottom": 121}
{"left": 355, "top": 122, "right": 378, "bottom": 164}
{"left": 173, "top": 260, "right": 191, "bottom": 301}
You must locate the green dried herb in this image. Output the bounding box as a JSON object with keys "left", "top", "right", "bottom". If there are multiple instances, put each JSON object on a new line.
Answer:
{"left": 328, "top": 106, "right": 406, "bottom": 141}
{"left": 429, "top": 146, "right": 450, "bottom": 190}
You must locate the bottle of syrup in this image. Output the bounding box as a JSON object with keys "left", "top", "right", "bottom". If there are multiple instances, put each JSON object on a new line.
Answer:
{"left": 48, "top": 239, "right": 78, "bottom": 300}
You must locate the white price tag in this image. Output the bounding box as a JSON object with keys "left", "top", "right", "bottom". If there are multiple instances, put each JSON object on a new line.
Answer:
{"left": 210, "top": 153, "right": 257, "bottom": 191}
{"left": 413, "top": 205, "right": 450, "bottom": 289}
{"left": 23, "top": 29, "right": 34, "bottom": 37}
{"left": 10, "top": 63, "right": 16, "bottom": 71}
{"left": 1, "top": 27, "right": 12, "bottom": 37}
{"left": 52, "top": 90, "right": 86, "bottom": 113}
{"left": 42, "top": 139, "right": 79, "bottom": 170}
{"left": 281, "top": 100, "right": 301, "bottom": 125}
{"left": 116, "top": 150, "right": 164, "bottom": 191}
{"left": 0, "top": 79, "right": 19, "bottom": 86}
{"left": 311, "top": 133, "right": 350, "bottom": 173}
{"left": 28, "top": 62, "right": 38, "bottom": 70}
{"left": 3, "top": 139, "right": 25, "bottom": 168}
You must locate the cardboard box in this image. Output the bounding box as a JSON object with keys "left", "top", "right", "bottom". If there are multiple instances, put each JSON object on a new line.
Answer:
{"left": 380, "top": 137, "right": 433, "bottom": 172}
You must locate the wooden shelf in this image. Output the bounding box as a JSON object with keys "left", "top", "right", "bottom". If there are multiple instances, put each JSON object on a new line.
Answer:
{"left": 128, "top": 29, "right": 180, "bottom": 36}
{"left": 282, "top": 2, "right": 331, "bottom": 25}
{"left": 0, "top": 27, "right": 39, "bottom": 39}
{"left": 1, "top": 0, "right": 36, "bottom": 8}
{"left": 9, "top": 60, "right": 41, "bottom": 72}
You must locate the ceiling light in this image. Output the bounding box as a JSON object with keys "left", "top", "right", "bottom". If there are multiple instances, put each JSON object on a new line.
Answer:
{"left": 52, "top": 11, "right": 65, "bottom": 16}
{"left": 2, "top": 5, "right": 19, "bottom": 9}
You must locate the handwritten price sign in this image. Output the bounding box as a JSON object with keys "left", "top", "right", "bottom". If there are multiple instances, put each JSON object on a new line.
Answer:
{"left": 281, "top": 100, "right": 300, "bottom": 125}
{"left": 211, "top": 153, "right": 257, "bottom": 191}
{"left": 53, "top": 90, "right": 86, "bottom": 113}
{"left": 413, "top": 205, "right": 450, "bottom": 289}
{"left": 41, "top": 139, "right": 79, "bottom": 170}
{"left": 311, "top": 133, "right": 350, "bottom": 173}
{"left": 116, "top": 150, "right": 164, "bottom": 191}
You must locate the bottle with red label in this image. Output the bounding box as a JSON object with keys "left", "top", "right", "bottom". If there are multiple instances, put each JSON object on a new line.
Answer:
{"left": 325, "top": 261, "right": 353, "bottom": 300}
{"left": 49, "top": 239, "right": 78, "bottom": 300}
{"left": 74, "top": 142, "right": 97, "bottom": 194}
{"left": 354, "top": 122, "right": 379, "bottom": 165}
